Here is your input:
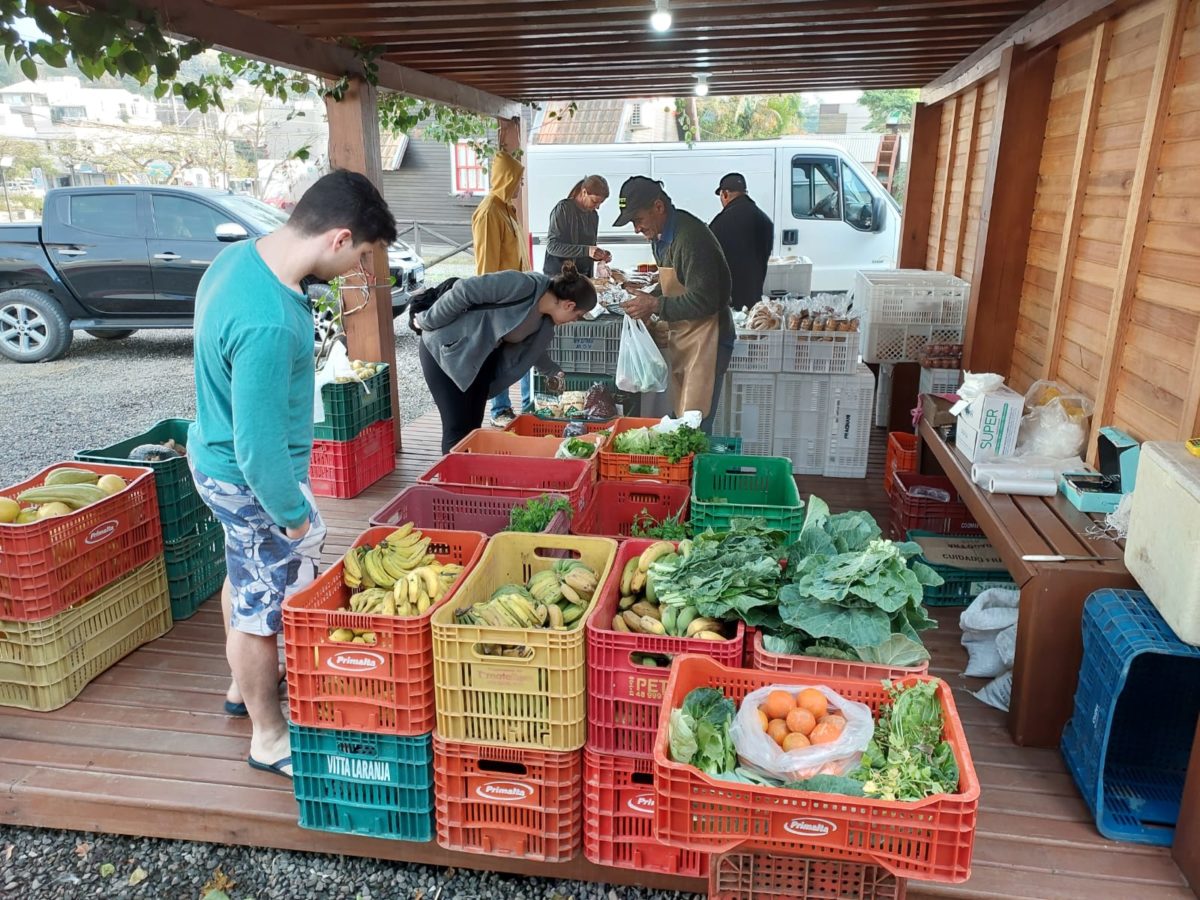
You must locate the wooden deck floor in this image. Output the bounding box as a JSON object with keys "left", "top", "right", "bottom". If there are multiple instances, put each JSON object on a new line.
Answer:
{"left": 0, "top": 413, "right": 1193, "bottom": 899}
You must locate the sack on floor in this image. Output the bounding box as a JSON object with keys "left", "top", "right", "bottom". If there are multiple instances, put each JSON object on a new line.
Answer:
{"left": 616, "top": 315, "right": 669, "bottom": 393}
{"left": 960, "top": 587, "right": 1020, "bottom": 678}
{"left": 974, "top": 670, "right": 1013, "bottom": 712}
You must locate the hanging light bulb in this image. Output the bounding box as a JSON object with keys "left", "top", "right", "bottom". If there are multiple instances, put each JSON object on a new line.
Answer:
{"left": 694, "top": 73, "right": 710, "bottom": 97}
{"left": 650, "top": 0, "right": 672, "bottom": 32}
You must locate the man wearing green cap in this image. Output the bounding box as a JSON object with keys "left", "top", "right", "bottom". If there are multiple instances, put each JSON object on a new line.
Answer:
{"left": 614, "top": 176, "right": 734, "bottom": 432}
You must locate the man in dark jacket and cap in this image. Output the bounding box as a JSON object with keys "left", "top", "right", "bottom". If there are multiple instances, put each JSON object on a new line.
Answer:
{"left": 708, "top": 173, "right": 774, "bottom": 311}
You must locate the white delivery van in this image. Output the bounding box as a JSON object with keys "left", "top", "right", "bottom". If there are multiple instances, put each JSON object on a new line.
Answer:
{"left": 526, "top": 139, "right": 900, "bottom": 293}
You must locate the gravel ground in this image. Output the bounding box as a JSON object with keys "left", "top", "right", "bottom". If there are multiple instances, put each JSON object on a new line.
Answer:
{"left": 0, "top": 325, "right": 433, "bottom": 480}
{"left": 0, "top": 825, "right": 701, "bottom": 899}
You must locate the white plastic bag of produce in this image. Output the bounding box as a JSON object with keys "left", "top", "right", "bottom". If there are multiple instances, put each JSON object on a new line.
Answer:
{"left": 959, "top": 587, "right": 1020, "bottom": 678}
{"left": 616, "top": 314, "right": 669, "bottom": 393}
{"left": 312, "top": 341, "right": 364, "bottom": 423}
{"left": 730, "top": 683, "right": 874, "bottom": 782}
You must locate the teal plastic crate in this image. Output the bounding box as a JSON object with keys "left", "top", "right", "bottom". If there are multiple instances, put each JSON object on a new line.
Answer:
{"left": 690, "top": 454, "right": 804, "bottom": 541}
{"left": 907, "top": 530, "right": 1015, "bottom": 607}
{"left": 708, "top": 435, "right": 743, "bottom": 454}
{"left": 314, "top": 363, "right": 391, "bottom": 441}
{"left": 290, "top": 725, "right": 434, "bottom": 842}
{"left": 163, "top": 518, "right": 225, "bottom": 620}
{"left": 76, "top": 418, "right": 214, "bottom": 544}
{"left": 532, "top": 371, "right": 640, "bottom": 417}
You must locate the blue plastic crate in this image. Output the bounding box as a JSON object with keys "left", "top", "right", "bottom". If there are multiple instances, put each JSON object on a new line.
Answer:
{"left": 290, "top": 725, "right": 434, "bottom": 842}
{"left": 1061, "top": 589, "right": 1200, "bottom": 846}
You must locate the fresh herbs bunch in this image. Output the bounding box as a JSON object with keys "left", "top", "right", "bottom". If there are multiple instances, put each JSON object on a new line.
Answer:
{"left": 505, "top": 494, "right": 573, "bottom": 533}
{"left": 668, "top": 687, "right": 737, "bottom": 777}
{"left": 613, "top": 425, "right": 709, "bottom": 463}
{"left": 630, "top": 507, "right": 691, "bottom": 540}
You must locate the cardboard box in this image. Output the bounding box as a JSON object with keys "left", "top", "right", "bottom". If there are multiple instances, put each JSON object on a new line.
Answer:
{"left": 954, "top": 385, "right": 1023, "bottom": 461}
{"left": 1059, "top": 426, "right": 1140, "bottom": 514}
{"left": 922, "top": 393, "right": 957, "bottom": 429}
{"left": 911, "top": 534, "right": 1004, "bottom": 571}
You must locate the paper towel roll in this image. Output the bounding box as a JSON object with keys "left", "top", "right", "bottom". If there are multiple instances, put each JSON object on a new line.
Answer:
{"left": 971, "top": 463, "right": 1058, "bottom": 484}
{"left": 985, "top": 475, "right": 1057, "bottom": 496}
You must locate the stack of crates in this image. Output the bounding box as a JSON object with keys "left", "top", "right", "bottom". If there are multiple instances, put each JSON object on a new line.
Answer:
{"left": 537, "top": 316, "right": 641, "bottom": 416}
{"left": 78, "top": 419, "right": 224, "bottom": 620}
{"left": 430, "top": 532, "right": 617, "bottom": 863}
{"left": 309, "top": 363, "right": 395, "bottom": 498}
{"left": 857, "top": 270, "right": 969, "bottom": 365}
{"left": 0, "top": 462, "right": 171, "bottom": 711}
{"left": 281, "top": 526, "right": 487, "bottom": 843}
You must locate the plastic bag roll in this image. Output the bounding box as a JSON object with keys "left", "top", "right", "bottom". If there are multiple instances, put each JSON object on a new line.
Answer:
{"left": 971, "top": 462, "right": 1058, "bottom": 484}
{"left": 985, "top": 475, "right": 1057, "bottom": 496}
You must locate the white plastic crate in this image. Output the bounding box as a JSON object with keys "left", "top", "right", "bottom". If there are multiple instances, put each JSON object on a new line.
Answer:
{"left": 764, "top": 257, "right": 813, "bottom": 296}
{"left": 780, "top": 329, "right": 861, "bottom": 375}
{"left": 773, "top": 373, "right": 830, "bottom": 475}
{"left": 864, "top": 321, "right": 967, "bottom": 364}
{"left": 727, "top": 329, "right": 783, "bottom": 373}
{"left": 549, "top": 317, "right": 622, "bottom": 375}
{"left": 722, "top": 373, "right": 776, "bottom": 456}
{"left": 919, "top": 366, "right": 963, "bottom": 396}
{"left": 711, "top": 373, "right": 731, "bottom": 435}
{"left": 826, "top": 364, "right": 876, "bottom": 479}
{"left": 856, "top": 269, "right": 969, "bottom": 364}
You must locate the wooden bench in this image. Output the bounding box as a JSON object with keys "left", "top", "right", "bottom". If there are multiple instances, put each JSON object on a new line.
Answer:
{"left": 917, "top": 419, "right": 1137, "bottom": 749}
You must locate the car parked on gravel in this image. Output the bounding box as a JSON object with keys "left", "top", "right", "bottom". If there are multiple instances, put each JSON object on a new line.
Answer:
{"left": 0, "top": 185, "right": 425, "bottom": 363}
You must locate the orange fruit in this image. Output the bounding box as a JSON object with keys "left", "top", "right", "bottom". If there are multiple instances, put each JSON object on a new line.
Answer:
{"left": 767, "top": 718, "right": 790, "bottom": 747}
{"left": 761, "top": 690, "right": 796, "bottom": 721}
{"left": 786, "top": 707, "right": 816, "bottom": 736}
{"left": 796, "top": 688, "right": 828, "bottom": 720}
{"left": 757, "top": 708, "right": 770, "bottom": 731}
{"left": 820, "top": 714, "right": 847, "bottom": 733}
{"left": 810, "top": 721, "right": 842, "bottom": 745}
{"left": 782, "top": 731, "right": 811, "bottom": 752}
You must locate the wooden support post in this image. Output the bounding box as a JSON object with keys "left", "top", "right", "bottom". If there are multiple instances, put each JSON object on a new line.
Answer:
{"left": 952, "top": 85, "right": 983, "bottom": 277}
{"left": 962, "top": 43, "right": 1058, "bottom": 376}
{"left": 325, "top": 76, "right": 403, "bottom": 449}
{"left": 1089, "top": 0, "right": 1187, "bottom": 456}
{"left": 934, "top": 95, "right": 961, "bottom": 273}
{"left": 1042, "top": 21, "right": 1113, "bottom": 381}
{"left": 898, "top": 102, "right": 943, "bottom": 268}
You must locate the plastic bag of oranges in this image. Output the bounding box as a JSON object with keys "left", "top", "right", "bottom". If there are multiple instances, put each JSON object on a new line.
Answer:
{"left": 730, "top": 683, "right": 874, "bottom": 782}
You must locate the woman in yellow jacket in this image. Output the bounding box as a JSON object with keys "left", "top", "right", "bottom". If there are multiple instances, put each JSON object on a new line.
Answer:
{"left": 471, "top": 150, "right": 534, "bottom": 427}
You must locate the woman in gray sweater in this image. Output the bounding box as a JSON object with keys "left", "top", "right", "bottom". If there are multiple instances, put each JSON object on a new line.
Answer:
{"left": 415, "top": 264, "right": 598, "bottom": 451}
{"left": 543, "top": 175, "right": 612, "bottom": 278}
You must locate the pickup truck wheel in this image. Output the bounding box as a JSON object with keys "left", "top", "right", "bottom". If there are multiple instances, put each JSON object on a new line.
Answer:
{"left": 85, "top": 329, "right": 137, "bottom": 340}
{"left": 0, "top": 289, "right": 73, "bottom": 363}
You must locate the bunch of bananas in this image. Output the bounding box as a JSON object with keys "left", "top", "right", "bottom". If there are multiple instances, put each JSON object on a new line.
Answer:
{"left": 611, "top": 541, "right": 727, "bottom": 640}
{"left": 454, "top": 559, "right": 601, "bottom": 653}
{"left": 338, "top": 522, "right": 465, "bottom": 620}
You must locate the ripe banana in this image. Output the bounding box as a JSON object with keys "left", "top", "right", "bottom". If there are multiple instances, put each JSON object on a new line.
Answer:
{"left": 686, "top": 617, "right": 722, "bottom": 638}
{"left": 620, "top": 558, "right": 639, "bottom": 596}
{"left": 621, "top": 610, "right": 645, "bottom": 633}
{"left": 612, "top": 614, "right": 630, "bottom": 632}
{"left": 639, "top": 615, "right": 666, "bottom": 635}
{"left": 639, "top": 541, "right": 675, "bottom": 572}
{"left": 630, "top": 601, "right": 660, "bottom": 621}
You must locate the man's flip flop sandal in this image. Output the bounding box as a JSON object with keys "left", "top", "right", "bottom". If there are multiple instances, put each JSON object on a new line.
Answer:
{"left": 247, "top": 755, "right": 292, "bottom": 779}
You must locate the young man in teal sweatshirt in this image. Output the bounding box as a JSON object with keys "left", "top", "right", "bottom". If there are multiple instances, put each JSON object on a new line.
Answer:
{"left": 189, "top": 171, "right": 396, "bottom": 778}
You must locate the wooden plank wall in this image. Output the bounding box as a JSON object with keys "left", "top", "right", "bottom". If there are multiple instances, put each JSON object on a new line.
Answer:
{"left": 909, "top": 0, "right": 1200, "bottom": 445}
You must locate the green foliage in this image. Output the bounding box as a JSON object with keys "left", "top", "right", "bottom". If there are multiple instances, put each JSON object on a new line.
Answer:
{"left": 668, "top": 687, "right": 737, "bottom": 776}
{"left": 693, "top": 94, "right": 814, "bottom": 141}
{"left": 630, "top": 507, "right": 690, "bottom": 541}
{"left": 853, "top": 680, "right": 959, "bottom": 800}
{"left": 378, "top": 93, "right": 510, "bottom": 167}
{"left": 859, "top": 89, "right": 920, "bottom": 131}
{"left": 612, "top": 424, "right": 708, "bottom": 463}
{"left": 506, "top": 494, "right": 574, "bottom": 533}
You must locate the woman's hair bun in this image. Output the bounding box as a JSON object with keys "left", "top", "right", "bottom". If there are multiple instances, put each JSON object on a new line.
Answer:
{"left": 560, "top": 260, "right": 579, "bottom": 281}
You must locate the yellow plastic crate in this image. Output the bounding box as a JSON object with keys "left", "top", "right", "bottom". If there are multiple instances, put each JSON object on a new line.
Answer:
{"left": 0, "top": 556, "right": 172, "bottom": 711}
{"left": 431, "top": 532, "right": 618, "bottom": 750}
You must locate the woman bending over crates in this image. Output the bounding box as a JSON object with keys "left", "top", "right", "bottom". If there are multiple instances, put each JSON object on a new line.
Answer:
{"left": 412, "top": 262, "right": 598, "bottom": 452}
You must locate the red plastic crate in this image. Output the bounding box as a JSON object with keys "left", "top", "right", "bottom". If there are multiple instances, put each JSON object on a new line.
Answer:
{"left": 751, "top": 630, "right": 929, "bottom": 681}
{"left": 597, "top": 417, "right": 697, "bottom": 485}
{"left": 417, "top": 454, "right": 592, "bottom": 511}
{"left": 883, "top": 433, "right": 918, "bottom": 498}
{"left": 282, "top": 526, "right": 486, "bottom": 735}
{"left": 309, "top": 418, "right": 395, "bottom": 499}
{"left": 0, "top": 462, "right": 161, "bottom": 621}
{"left": 368, "top": 484, "right": 570, "bottom": 536}
{"left": 584, "top": 746, "right": 709, "bottom": 877}
{"left": 433, "top": 735, "right": 582, "bottom": 863}
{"left": 570, "top": 481, "right": 691, "bottom": 541}
{"left": 585, "top": 539, "right": 745, "bottom": 757}
{"left": 652, "top": 655, "right": 980, "bottom": 883}
{"left": 451, "top": 428, "right": 607, "bottom": 459}
{"left": 504, "top": 414, "right": 615, "bottom": 438}
{"left": 710, "top": 852, "right": 906, "bottom": 900}
{"left": 888, "top": 472, "right": 979, "bottom": 539}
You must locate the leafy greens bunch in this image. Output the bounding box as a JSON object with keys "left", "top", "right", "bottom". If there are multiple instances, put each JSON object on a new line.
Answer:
{"left": 505, "top": 494, "right": 573, "bottom": 533}
{"left": 613, "top": 425, "right": 709, "bottom": 463}
{"left": 630, "top": 507, "right": 691, "bottom": 541}
{"left": 668, "top": 687, "right": 737, "bottom": 777}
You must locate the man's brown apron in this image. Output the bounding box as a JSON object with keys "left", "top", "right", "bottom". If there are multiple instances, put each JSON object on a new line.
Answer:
{"left": 658, "top": 266, "right": 720, "bottom": 419}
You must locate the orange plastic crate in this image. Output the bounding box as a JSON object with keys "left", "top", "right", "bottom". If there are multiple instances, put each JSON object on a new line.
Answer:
{"left": 750, "top": 630, "right": 929, "bottom": 682}
{"left": 282, "top": 526, "right": 486, "bottom": 735}
{"left": 504, "top": 414, "right": 615, "bottom": 438}
{"left": 652, "top": 655, "right": 979, "bottom": 883}
{"left": 570, "top": 481, "right": 691, "bottom": 541}
{"left": 584, "top": 746, "right": 708, "bottom": 877}
{"left": 433, "top": 735, "right": 582, "bottom": 863}
{"left": 0, "top": 462, "right": 161, "bottom": 621}
{"left": 710, "top": 852, "right": 906, "bottom": 900}
{"left": 597, "top": 417, "right": 697, "bottom": 485}
{"left": 450, "top": 428, "right": 607, "bottom": 458}
{"left": 585, "top": 539, "right": 744, "bottom": 757}
{"left": 883, "top": 433, "right": 918, "bottom": 498}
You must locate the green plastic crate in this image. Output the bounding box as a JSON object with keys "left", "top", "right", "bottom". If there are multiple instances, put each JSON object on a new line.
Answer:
{"left": 290, "top": 724, "right": 434, "bottom": 842}
{"left": 907, "top": 530, "right": 1017, "bottom": 607}
{"left": 163, "top": 518, "right": 226, "bottom": 620}
{"left": 532, "top": 371, "right": 640, "bottom": 417}
{"left": 708, "top": 435, "right": 743, "bottom": 454}
{"left": 314, "top": 363, "right": 391, "bottom": 441}
{"left": 76, "top": 418, "right": 214, "bottom": 544}
{"left": 690, "top": 454, "right": 805, "bottom": 541}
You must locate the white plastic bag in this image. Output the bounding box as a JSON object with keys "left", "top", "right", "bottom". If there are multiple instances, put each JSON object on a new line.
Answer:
{"left": 730, "top": 684, "right": 874, "bottom": 782}
{"left": 616, "top": 315, "right": 669, "bottom": 393}
{"left": 312, "top": 342, "right": 367, "bottom": 424}
{"left": 959, "top": 588, "right": 1020, "bottom": 678}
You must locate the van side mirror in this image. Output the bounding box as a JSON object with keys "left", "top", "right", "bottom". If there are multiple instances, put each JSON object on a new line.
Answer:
{"left": 215, "top": 222, "right": 249, "bottom": 242}
{"left": 871, "top": 196, "right": 886, "bottom": 233}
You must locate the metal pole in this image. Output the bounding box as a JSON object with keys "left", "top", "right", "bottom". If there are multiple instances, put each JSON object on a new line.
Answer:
{"left": 0, "top": 169, "right": 11, "bottom": 220}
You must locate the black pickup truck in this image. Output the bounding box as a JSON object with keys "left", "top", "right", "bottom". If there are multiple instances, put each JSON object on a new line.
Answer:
{"left": 0, "top": 185, "right": 425, "bottom": 363}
